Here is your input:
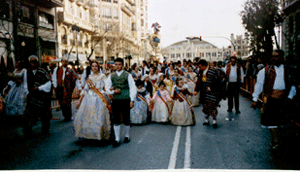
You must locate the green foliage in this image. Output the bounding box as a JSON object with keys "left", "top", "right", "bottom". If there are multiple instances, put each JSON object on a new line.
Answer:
{"left": 241, "top": 0, "right": 280, "bottom": 62}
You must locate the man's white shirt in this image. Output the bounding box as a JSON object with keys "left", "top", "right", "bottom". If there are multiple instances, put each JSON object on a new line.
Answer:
{"left": 252, "top": 64, "right": 296, "bottom": 102}
{"left": 24, "top": 69, "right": 52, "bottom": 95}
{"left": 105, "top": 70, "right": 137, "bottom": 102}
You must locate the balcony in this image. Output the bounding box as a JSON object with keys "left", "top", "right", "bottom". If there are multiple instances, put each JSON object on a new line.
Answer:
{"left": 121, "top": 3, "right": 135, "bottom": 16}
{"left": 126, "top": 0, "right": 134, "bottom": 5}
{"left": 282, "top": 0, "right": 299, "bottom": 13}
{"left": 37, "top": 0, "right": 64, "bottom": 8}
{"left": 83, "top": 1, "right": 90, "bottom": 9}
{"left": 77, "top": 0, "right": 84, "bottom": 6}
{"left": 58, "top": 11, "right": 93, "bottom": 31}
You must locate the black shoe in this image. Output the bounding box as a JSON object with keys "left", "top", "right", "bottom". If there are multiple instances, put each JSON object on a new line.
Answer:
{"left": 236, "top": 110, "right": 241, "bottom": 114}
{"left": 112, "top": 141, "right": 121, "bottom": 147}
{"left": 203, "top": 121, "right": 209, "bottom": 126}
{"left": 227, "top": 109, "right": 232, "bottom": 112}
{"left": 124, "top": 137, "right": 130, "bottom": 143}
{"left": 213, "top": 123, "right": 218, "bottom": 129}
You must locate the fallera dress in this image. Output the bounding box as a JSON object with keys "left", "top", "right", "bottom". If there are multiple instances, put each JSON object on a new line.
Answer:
{"left": 130, "top": 87, "right": 150, "bottom": 124}
{"left": 74, "top": 73, "right": 111, "bottom": 140}
{"left": 170, "top": 86, "right": 194, "bottom": 126}
{"left": 5, "top": 69, "right": 26, "bottom": 116}
{"left": 151, "top": 89, "right": 172, "bottom": 123}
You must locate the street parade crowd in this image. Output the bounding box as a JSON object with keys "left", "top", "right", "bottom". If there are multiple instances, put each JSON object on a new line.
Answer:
{"left": 0, "top": 50, "right": 299, "bottom": 149}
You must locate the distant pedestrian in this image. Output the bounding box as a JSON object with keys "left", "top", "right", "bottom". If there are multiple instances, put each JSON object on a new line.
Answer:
{"left": 223, "top": 56, "right": 244, "bottom": 114}
{"left": 52, "top": 57, "right": 77, "bottom": 122}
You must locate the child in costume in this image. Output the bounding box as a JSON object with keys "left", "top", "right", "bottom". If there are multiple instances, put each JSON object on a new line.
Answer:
{"left": 150, "top": 82, "right": 172, "bottom": 123}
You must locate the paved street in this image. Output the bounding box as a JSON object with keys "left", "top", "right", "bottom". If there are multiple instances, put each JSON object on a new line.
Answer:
{"left": 1, "top": 95, "right": 300, "bottom": 170}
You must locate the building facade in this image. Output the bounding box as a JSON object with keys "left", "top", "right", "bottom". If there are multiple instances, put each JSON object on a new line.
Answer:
{"left": 163, "top": 33, "right": 250, "bottom": 63}
{"left": 0, "top": 0, "right": 63, "bottom": 66}
{"left": 281, "top": 0, "right": 300, "bottom": 56}
{"left": 56, "top": 0, "right": 150, "bottom": 67}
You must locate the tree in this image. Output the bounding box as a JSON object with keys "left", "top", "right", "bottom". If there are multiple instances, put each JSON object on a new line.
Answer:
{"left": 241, "top": 0, "right": 280, "bottom": 61}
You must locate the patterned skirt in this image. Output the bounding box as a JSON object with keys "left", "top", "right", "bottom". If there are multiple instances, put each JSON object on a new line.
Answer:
{"left": 202, "top": 93, "right": 219, "bottom": 118}
{"left": 171, "top": 100, "right": 194, "bottom": 126}
{"left": 130, "top": 99, "right": 148, "bottom": 124}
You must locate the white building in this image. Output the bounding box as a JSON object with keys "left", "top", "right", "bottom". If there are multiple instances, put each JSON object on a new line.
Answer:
{"left": 163, "top": 39, "right": 227, "bottom": 62}
{"left": 163, "top": 33, "right": 250, "bottom": 63}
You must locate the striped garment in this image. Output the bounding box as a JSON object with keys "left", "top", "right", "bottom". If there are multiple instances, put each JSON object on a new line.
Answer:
{"left": 202, "top": 68, "right": 222, "bottom": 118}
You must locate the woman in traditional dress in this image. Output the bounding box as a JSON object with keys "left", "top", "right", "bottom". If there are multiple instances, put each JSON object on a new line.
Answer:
{"left": 142, "top": 74, "right": 153, "bottom": 97}
{"left": 149, "top": 67, "right": 158, "bottom": 86}
{"left": 74, "top": 60, "right": 111, "bottom": 141}
{"left": 170, "top": 78, "right": 195, "bottom": 126}
{"left": 153, "top": 73, "right": 164, "bottom": 94}
{"left": 130, "top": 80, "right": 150, "bottom": 124}
{"left": 185, "top": 65, "right": 200, "bottom": 107}
{"left": 150, "top": 82, "right": 172, "bottom": 123}
{"left": 170, "top": 68, "right": 181, "bottom": 86}
{"left": 131, "top": 66, "right": 141, "bottom": 81}
{"left": 5, "top": 61, "right": 26, "bottom": 116}
{"left": 165, "top": 63, "right": 175, "bottom": 79}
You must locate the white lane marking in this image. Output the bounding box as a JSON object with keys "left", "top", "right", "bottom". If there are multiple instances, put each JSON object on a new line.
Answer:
{"left": 168, "top": 126, "right": 181, "bottom": 169}
{"left": 184, "top": 126, "right": 191, "bottom": 169}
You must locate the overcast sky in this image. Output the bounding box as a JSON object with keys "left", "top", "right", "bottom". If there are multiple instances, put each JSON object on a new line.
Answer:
{"left": 147, "top": 0, "right": 247, "bottom": 48}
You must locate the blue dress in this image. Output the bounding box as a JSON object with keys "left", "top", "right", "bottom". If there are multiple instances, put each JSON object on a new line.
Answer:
{"left": 130, "top": 88, "right": 150, "bottom": 124}
{"left": 74, "top": 73, "right": 111, "bottom": 140}
{"left": 5, "top": 69, "right": 26, "bottom": 116}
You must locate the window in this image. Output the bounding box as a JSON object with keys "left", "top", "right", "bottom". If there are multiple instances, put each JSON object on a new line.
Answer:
{"left": 104, "top": 23, "right": 112, "bottom": 31}
{"left": 84, "top": 10, "right": 88, "bottom": 21}
{"left": 61, "top": 27, "right": 67, "bottom": 44}
{"left": 39, "top": 12, "right": 54, "bottom": 30}
{"left": 102, "top": 0, "right": 111, "bottom": 2}
{"left": 171, "top": 54, "right": 175, "bottom": 58}
{"left": 17, "top": 5, "right": 34, "bottom": 24}
{"left": 102, "top": 7, "right": 112, "bottom": 18}
{"left": 114, "top": 8, "right": 118, "bottom": 19}
{"left": 70, "top": 3, "right": 74, "bottom": 15}
{"left": 141, "top": 19, "right": 144, "bottom": 27}
{"left": 78, "top": 8, "right": 82, "bottom": 18}
{"left": 212, "top": 52, "right": 216, "bottom": 57}
{"left": 132, "top": 23, "right": 136, "bottom": 31}
{"left": 113, "top": 0, "right": 118, "bottom": 3}
{"left": 176, "top": 53, "right": 181, "bottom": 58}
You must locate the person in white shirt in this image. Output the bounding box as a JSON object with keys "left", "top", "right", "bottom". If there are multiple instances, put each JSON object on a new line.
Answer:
{"left": 105, "top": 58, "right": 137, "bottom": 147}
{"left": 251, "top": 50, "right": 296, "bottom": 150}
{"left": 52, "top": 57, "right": 77, "bottom": 121}
{"left": 223, "top": 56, "right": 244, "bottom": 114}
{"left": 23, "top": 55, "right": 52, "bottom": 136}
